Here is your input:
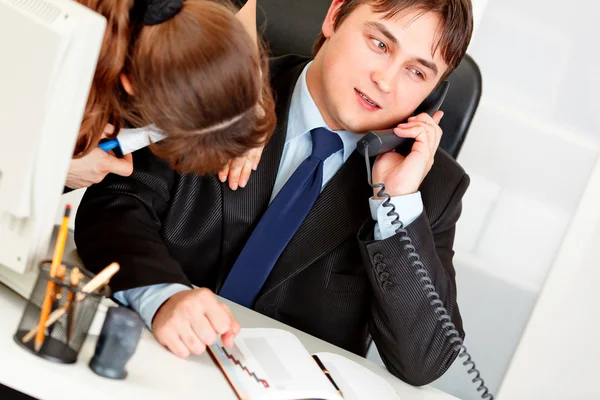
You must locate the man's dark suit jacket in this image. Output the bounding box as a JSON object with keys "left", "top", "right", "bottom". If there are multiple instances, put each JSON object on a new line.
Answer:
{"left": 75, "top": 55, "right": 470, "bottom": 386}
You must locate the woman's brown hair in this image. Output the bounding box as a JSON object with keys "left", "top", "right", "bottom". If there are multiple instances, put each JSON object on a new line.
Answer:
{"left": 76, "top": 0, "right": 276, "bottom": 175}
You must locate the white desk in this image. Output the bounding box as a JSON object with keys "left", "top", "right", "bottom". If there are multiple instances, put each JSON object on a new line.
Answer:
{"left": 0, "top": 282, "right": 457, "bottom": 400}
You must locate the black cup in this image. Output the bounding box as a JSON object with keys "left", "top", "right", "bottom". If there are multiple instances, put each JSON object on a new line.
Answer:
{"left": 89, "top": 306, "right": 144, "bottom": 379}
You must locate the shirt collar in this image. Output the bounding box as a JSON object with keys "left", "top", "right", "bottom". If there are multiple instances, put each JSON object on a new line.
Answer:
{"left": 287, "top": 62, "right": 363, "bottom": 161}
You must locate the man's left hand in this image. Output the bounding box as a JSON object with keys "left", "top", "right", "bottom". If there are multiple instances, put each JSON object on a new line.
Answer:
{"left": 372, "top": 111, "right": 444, "bottom": 197}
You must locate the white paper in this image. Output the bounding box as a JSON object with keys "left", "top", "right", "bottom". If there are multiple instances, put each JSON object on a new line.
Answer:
{"left": 209, "top": 328, "right": 342, "bottom": 400}
{"left": 315, "top": 352, "right": 401, "bottom": 400}
{"left": 117, "top": 125, "right": 167, "bottom": 155}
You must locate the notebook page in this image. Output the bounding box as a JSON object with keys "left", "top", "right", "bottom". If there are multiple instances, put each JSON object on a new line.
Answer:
{"left": 209, "top": 328, "right": 342, "bottom": 400}
{"left": 313, "top": 352, "right": 401, "bottom": 400}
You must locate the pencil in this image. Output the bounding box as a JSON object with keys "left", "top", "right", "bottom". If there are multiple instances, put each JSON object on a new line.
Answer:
{"left": 313, "top": 355, "right": 344, "bottom": 398}
{"left": 46, "top": 264, "right": 67, "bottom": 337}
{"left": 34, "top": 204, "right": 71, "bottom": 352}
{"left": 22, "top": 262, "right": 120, "bottom": 344}
{"left": 66, "top": 267, "right": 81, "bottom": 343}
{"left": 53, "top": 264, "right": 67, "bottom": 302}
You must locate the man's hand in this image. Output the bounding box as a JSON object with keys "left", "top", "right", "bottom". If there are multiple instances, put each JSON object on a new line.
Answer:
{"left": 372, "top": 111, "right": 444, "bottom": 197}
{"left": 66, "top": 124, "right": 134, "bottom": 189}
{"left": 152, "top": 288, "right": 241, "bottom": 359}
{"left": 218, "top": 145, "right": 264, "bottom": 190}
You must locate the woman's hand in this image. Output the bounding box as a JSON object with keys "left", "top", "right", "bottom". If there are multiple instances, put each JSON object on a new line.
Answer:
{"left": 65, "top": 124, "right": 134, "bottom": 189}
{"left": 218, "top": 145, "right": 264, "bottom": 190}
{"left": 235, "top": 0, "right": 257, "bottom": 47}
{"left": 226, "top": 1, "right": 265, "bottom": 191}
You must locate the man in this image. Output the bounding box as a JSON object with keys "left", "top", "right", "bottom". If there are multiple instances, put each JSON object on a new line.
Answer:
{"left": 75, "top": 0, "right": 473, "bottom": 386}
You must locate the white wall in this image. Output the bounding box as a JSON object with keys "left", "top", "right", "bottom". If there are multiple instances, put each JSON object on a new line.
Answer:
{"left": 498, "top": 158, "right": 600, "bottom": 399}
{"left": 428, "top": 0, "right": 600, "bottom": 398}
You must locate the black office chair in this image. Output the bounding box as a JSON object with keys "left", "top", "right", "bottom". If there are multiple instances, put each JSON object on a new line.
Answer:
{"left": 235, "top": 0, "right": 482, "bottom": 159}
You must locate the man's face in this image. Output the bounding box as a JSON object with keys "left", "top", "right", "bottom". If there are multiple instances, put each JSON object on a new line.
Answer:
{"left": 307, "top": 2, "right": 449, "bottom": 133}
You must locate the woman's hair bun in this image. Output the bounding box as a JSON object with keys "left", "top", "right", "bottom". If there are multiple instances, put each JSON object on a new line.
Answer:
{"left": 140, "top": 0, "right": 184, "bottom": 25}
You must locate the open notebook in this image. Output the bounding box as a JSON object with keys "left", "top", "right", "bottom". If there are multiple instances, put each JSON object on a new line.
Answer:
{"left": 208, "top": 328, "right": 401, "bottom": 400}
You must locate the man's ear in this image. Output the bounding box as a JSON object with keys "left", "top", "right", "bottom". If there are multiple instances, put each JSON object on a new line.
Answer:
{"left": 322, "top": 0, "right": 345, "bottom": 39}
{"left": 120, "top": 73, "right": 134, "bottom": 95}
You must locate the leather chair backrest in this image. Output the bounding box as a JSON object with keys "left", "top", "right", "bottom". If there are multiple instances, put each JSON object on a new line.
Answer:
{"left": 243, "top": 0, "right": 482, "bottom": 158}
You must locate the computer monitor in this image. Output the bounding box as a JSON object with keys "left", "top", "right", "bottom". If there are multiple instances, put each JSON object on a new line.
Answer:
{"left": 0, "top": 0, "right": 106, "bottom": 296}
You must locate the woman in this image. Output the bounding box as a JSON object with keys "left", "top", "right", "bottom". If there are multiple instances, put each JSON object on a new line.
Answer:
{"left": 66, "top": 0, "right": 275, "bottom": 190}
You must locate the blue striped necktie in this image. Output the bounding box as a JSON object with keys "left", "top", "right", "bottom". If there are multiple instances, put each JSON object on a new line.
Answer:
{"left": 219, "top": 127, "right": 343, "bottom": 307}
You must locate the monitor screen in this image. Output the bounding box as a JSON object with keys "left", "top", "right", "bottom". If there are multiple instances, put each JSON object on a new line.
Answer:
{"left": 0, "top": 0, "right": 105, "bottom": 295}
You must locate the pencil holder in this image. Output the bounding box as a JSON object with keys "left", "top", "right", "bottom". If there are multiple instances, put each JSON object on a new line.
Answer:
{"left": 13, "top": 260, "right": 109, "bottom": 364}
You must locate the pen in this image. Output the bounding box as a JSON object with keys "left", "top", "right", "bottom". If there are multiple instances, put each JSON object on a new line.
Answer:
{"left": 312, "top": 355, "right": 344, "bottom": 398}
{"left": 34, "top": 204, "right": 71, "bottom": 352}
{"left": 98, "top": 125, "right": 167, "bottom": 156}
{"left": 98, "top": 139, "right": 121, "bottom": 153}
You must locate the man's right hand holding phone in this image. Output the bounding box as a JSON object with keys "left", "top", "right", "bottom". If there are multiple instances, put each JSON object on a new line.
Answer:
{"left": 152, "top": 288, "right": 241, "bottom": 358}
{"left": 372, "top": 110, "right": 444, "bottom": 197}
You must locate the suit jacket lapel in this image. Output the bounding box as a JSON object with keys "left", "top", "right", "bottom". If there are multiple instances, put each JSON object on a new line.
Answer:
{"left": 260, "top": 151, "right": 373, "bottom": 296}
{"left": 219, "top": 59, "right": 310, "bottom": 282}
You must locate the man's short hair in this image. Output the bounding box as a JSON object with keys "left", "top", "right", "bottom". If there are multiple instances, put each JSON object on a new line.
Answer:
{"left": 313, "top": 0, "right": 473, "bottom": 79}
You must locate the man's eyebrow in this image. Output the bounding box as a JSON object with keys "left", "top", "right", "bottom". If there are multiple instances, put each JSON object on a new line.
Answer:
{"left": 365, "top": 21, "right": 398, "bottom": 46}
{"left": 365, "top": 21, "right": 439, "bottom": 77}
{"left": 416, "top": 57, "right": 438, "bottom": 77}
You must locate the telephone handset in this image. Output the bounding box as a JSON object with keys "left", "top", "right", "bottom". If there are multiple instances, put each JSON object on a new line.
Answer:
{"left": 358, "top": 80, "right": 494, "bottom": 399}
{"left": 356, "top": 80, "right": 450, "bottom": 157}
